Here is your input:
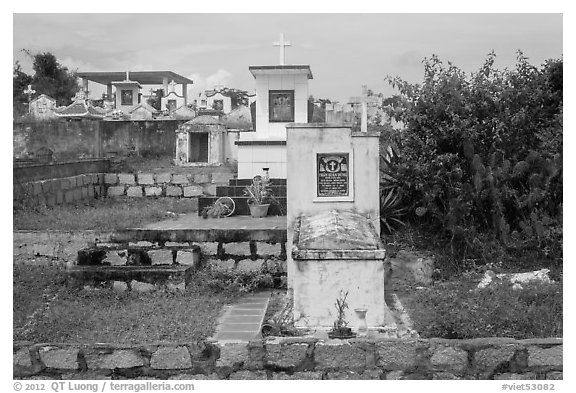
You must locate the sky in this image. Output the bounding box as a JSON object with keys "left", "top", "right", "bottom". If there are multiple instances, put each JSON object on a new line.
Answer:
{"left": 12, "top": 13, "right": 563, "bottom": 103}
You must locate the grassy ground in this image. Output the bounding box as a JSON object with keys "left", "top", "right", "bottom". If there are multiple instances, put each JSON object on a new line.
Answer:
{"left": 13, "top": 197, "right": 198, "bottom": 231}
{"left": 109, "top": 156, "right": 236, "bottom": 175}
{"left": 393, "top": 272, "right": 563, "bottom": 339}
{"left": 13, "top": 261, "right": 234, "bottom": 344}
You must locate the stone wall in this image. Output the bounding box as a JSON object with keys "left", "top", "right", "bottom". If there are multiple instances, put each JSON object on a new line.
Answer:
{"left": 14, "top": 337, "right": 562, "bottom": 380}
{"left": 14, "top": 173, "right": 106, "bottom": 208}
{"left": 14, "top": 159, "right": 110, "bottom": 183}
{"left": 13, "top": 119, "right": 184, "bottom": 161}
{"left": 103, "top": 171, "right": 234, "bottom": 197}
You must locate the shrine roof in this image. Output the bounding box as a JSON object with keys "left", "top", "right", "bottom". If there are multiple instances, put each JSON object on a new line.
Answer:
{"left": 249, "top": 65, "right": 313, "bottom": 79}
{"left": 77, "top": 71, "right": 193, "bottom": 85}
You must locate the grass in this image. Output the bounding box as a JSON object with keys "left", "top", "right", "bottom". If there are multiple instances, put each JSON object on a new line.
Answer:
{"left": 13, "top": 262, "right": 235, "bottom": 344}
{"left": 13, "top": 197, "right": 198, "bottom": 231}
{"left": 397, "top": 275, "right": 563, "bottom": 339}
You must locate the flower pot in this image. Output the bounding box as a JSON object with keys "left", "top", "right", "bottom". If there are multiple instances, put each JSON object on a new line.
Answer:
{"left": 249, "top": 203, "right": 270, "bottom": 218}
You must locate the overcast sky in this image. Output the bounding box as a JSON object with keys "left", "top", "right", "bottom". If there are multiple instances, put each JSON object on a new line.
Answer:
{"left": 13, "top": 13, "right": 562, "bottom": 103}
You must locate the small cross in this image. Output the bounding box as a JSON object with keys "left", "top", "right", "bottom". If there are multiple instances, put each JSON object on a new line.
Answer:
{"left": 273, "top": 33, "right": 291, "bottom": 65}
{"left": 168, "top": 80, "right": 177, "bottom": 93}
{"left": 24, "top": 85, "right": 36, "bottom": 113}
{"left": 348, "top": 85, "right": 379, "bottom": 132}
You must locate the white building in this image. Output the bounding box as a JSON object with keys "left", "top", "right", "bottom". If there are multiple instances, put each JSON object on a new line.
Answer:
{"left": 237, "top": 65, "right": 313, "bottom": 179}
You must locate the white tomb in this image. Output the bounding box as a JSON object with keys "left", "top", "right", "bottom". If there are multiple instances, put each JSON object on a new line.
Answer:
{"left": 237, "top": 34, "right": 312, "bottom": 179}
{"left": 286, "top": 123, "right": 391, "bottom": 330}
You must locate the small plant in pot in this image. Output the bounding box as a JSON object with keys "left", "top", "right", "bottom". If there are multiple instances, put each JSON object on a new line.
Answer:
{"left": 244, "top": 175, "right": 277, "bottom": 218}
{"left": 328, "top": 290, "right": 357, "bottom": 339}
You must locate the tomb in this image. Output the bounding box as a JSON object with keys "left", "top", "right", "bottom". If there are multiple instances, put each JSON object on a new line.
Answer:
{"left": 236, "top": 34, "right": 312, "bottom": 179}
{"left": 29, "top": 94, "right": 58, "bottom": 120}
{"left": 198, "top": 85, "right": 233, "bottom": 114}
{"left": 161, "top": 80, "right": 186, "bottom": 112}
{"left": 175, "top": 116, "right": 227, "bottom": 166}
{"left": 111, "top": 73, "right": 142, "bottom": 112}
{"left": 54, "top": 90, "right": 106, "bottom": 120}
{"left": 286, "top": 122, "right": 388, "bottom": 330}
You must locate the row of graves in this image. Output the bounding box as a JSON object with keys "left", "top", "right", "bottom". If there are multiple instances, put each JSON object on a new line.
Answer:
{"left": 26, "top": 71, "right": 253, "bottom": 122}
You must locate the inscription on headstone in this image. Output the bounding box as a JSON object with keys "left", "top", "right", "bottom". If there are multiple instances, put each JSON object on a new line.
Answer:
{"left": 317, "top": 153, "right": 349, "bottom": 197}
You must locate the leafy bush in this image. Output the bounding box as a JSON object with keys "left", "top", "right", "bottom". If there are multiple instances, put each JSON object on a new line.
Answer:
{"left": 381, "top": 52, "right": 562, "bottom": 270}
{"left": 191, "top": 265, "right": 277, "bottom": 295}
{"left": 410, "top": 280, "right": 563, "bottom": 339}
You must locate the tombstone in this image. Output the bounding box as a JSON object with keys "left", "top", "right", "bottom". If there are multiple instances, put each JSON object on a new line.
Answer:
{"left": 286, "top": 122, "right": 389, "bottom": 330}
{"left": 175, "top": 116, "right": 226, "bottom": 165}
{"left": 161, "top": 80, "right": 185, "bottom": 112}
{"left": 128, "top": 102, "right": 159, "bottom": 120}
{"left": 29, "top": 94, "right": 58, "bottom": 120}
{"left": 111, "top": 72, "right": 142, "bottom": 113}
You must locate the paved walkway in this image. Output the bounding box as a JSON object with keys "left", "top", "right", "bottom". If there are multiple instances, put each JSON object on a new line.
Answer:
{"left": 212, "top": 291, "right": 270, "bottom": 342}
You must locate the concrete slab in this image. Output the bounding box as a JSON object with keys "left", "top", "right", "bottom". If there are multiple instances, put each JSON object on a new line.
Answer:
{"left": 212, "top": 291, "right": 270, "bottom": 342}
{"left": 110, "top": 215, "right": 287, "bottom": 244}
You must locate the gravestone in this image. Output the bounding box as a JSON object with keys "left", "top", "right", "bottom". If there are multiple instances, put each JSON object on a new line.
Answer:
{"left": 286, "top": 122, "right": 389, "bottom": 330}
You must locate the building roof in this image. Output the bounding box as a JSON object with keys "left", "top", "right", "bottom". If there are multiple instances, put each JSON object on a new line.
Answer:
{"left": 77, "top": 71, "right": 193, "bottom": 85}
{"left": 30, "top": 94, "right": 56, "bottom": 104}
{"left": 54, "top": 100, "right": 105, "bottom": 119}
{"left": 186, "top": 115, "right": 224, "bottom": 126}
{"left": 128, "top": 103, "right": 159, "bottom": 114}
{"left": 249, "top": 65, "right": 313, "bottom": 79}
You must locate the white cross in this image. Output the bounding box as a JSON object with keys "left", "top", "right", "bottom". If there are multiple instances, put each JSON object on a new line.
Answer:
{"left": 349, "top": 85, "right": 378, "bottom": 132}
{"left": 273, "top": 33, "right": 291, "bottom": 65}
{"left": 168, "top": 80, "right": 177, "bottom": 93}
{"left": 24, "top": 85, "right": 36, "bottom": 113}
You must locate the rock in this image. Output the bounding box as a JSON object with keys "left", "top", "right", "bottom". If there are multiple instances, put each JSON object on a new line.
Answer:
{"left": 265, "top": 343, "right": 307, "bottom": 369}
{"left": 430, "top": 346, "right": 468, "bottom": 373}
{"left": 478, "top": 269, "right": 552, "bottom": 289}
{"left": 38, "top": 347, "right": 79, "bottom": 369}
{"left": 150, "top": 346, "right": 192, "bottom": 369}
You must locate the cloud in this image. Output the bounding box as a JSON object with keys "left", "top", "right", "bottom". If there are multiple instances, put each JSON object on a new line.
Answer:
{"left": 59, "top": 56, "right": 101, "bottom": 73}
{"left": 187, "top": 69, "right": 233, "bottom": 100}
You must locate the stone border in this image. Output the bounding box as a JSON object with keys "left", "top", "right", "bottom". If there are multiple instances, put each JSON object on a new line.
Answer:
{"left": 14, "top": 173, "right": 106, "bottom": 207}
{"left": 14, "top": 337, "right": 562, "bottom": 380}
{"left": 104, "top": 172, "right": 233, "bottom": 197}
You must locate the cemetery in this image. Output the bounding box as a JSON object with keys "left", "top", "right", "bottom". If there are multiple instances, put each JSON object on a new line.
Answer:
{"left": 13, "top": 34, "right": 562, "bottom": 381}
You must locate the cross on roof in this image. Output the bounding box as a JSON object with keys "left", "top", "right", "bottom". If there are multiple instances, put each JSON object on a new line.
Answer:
{"left": 24, "top": 84, "right": 36, "bottom": 97}
{"left": 168, "top": 80, "right": 177, "bottom": 93}
{"left": 273, "top": 33, "right": 291, "bottom": 65}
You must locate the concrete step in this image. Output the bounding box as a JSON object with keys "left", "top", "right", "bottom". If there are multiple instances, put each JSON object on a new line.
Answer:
{"left": 198, "top": 196, "right": 287, "bottom": 216}
{"left": 229, "top": 178, "right": 286, "bottom": 186}
{"left": 216, "top": 185, "right": 286, "bottom": 198}
{"left": 67, "top": 265, "right": 194, "bottom": 290}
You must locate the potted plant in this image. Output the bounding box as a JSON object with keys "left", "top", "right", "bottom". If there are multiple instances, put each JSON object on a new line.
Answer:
{"left": 243, "top": 175, "right": 276, "bottom": 218}
{"left": 328, "top": 291, "right": 357, "bottom": 339}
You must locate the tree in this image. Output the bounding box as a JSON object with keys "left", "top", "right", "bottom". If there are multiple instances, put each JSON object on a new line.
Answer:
{"left": 28, "top": 51, "right": 79, "bottom": 106}
{"left": 382, "top": 52, "right": 562, "bottom": 265}
{"left": 224, "top": 88, "right": 250, "bottom": 109}
{"left": 13, "top": 61, "right": 33, "bottom": 116}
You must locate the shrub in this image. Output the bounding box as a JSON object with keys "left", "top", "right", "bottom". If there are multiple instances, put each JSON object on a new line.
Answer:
{"left": 410, "top": 280, "right": 562, "bottom": 339}
{"left": 381, "top": 52, "right": 563, "bottom": 270}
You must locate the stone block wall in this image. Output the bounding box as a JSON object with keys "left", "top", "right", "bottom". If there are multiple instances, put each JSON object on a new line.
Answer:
{"left": 14, "top": 173, "right": 106, "bottom": 208}
{"left": 14, "top": 337, "right": 562, "bottom": 380}
{"left": 104, "top": 172, "right": 234, "bottom": 198}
